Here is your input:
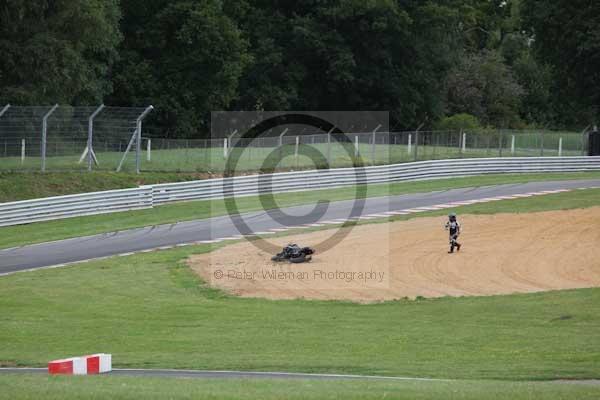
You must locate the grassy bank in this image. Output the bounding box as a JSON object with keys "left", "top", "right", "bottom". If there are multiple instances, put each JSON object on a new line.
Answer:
{"left": 1, "top": 171, "right": 599, "bottom": 250}
{"left": 0, "top": 171, "right": 217, "bottom": 203}
{"left": 0, "top": 374, "right": 598, "bottom": 400}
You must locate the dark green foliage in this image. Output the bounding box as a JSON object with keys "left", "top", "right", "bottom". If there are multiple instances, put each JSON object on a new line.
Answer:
{"left": 521, "top": 0, "right": 600, "bottom": 126}
{"left": 0, "top": 1, "right": 598, "bottom": 134}
{"left": 0, "top": 0, "right": 121, "bottom": 105}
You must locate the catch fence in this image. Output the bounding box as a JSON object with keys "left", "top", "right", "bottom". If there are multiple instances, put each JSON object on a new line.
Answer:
{"left": 0, "top": 105, "right": 591, "bottom": 174}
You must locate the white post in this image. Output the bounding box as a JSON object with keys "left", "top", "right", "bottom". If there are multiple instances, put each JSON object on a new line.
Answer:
{"left": 462, "top": 132, "right": 467, "bottom": 153}
{"left": 407, "top": 134, "right": 412, "bottom": 154}
{"left": 511, "top": 135, "right": 515, "bottom": 155}
{"left": 223, "top": 138, "right": 228, "bottom": 158}
{"left": 354, "top": 135, "right": 359, "bottom": 156}
{"left": 295, "top": 136, "right": 299, "bottom": 158}
{"left": 147, "top": 139, "right": 152, "bottom": 161}
{"left": 21, "top": 139, "right": 25, "bottom": 165}
{"left": 558, "top": 137, "right": 563, "bottom": 157}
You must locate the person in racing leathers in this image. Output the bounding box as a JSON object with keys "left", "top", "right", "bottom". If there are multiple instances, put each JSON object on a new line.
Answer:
{"left": 445, "top": 213, "right": 462, "bottom": 253}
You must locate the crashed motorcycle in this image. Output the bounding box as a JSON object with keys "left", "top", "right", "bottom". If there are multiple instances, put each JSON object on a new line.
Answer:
{"left": 271, "top": 244, "right": 315, "bottom": 263}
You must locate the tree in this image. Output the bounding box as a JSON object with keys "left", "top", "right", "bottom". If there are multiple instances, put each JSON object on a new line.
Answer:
{"left": 435, "top": 113, "right": 481, "bottom": 131}
{"left": 521, "top": 0, "right": 600, "bottom": 125}
{"left": 0, "top": 0, "right": 122, "bottom": 105}
{"left": 110, "top": 0, "right": 250, "bottom": 137}
{"left": 445, "top": 50, "right": 524, "bottom": 127}
{"left": 231, "top": 0, "right": 462, "bottom": 130}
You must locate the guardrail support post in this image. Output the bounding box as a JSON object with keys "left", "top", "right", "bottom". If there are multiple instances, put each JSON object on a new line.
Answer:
{"left": 558, "top": 137, "right": 563, "bottom": 157}
{"left": 87, "top": 104, "right": 105, "bottom": 171}
{"left": 41, "top": 104, "right": 59, "bottom": 172}
{"left": 21, "top": 139, "right": 26, "bottom": 165}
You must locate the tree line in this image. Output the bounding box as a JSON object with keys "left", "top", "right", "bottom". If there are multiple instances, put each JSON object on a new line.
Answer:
{"left": 0, "top": 0, "right": 598, "bottom": 138}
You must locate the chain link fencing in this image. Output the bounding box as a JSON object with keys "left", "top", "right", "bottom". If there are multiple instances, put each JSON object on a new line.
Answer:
{"left": 0, "top": 106, "right": 590, "bottom": 174}
{"left": 0, "top": 105, "right": 153, "bottom": 172}
{"left": 140, "top": 128, "right": 589, "bottom": 173}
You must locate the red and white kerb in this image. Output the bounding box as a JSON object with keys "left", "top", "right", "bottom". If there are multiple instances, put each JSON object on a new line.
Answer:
{"left": 48, "top": 353, "right": 111, "bottom": 375}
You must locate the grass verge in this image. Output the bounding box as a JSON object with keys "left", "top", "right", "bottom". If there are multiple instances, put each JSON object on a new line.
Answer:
{"left": 1, "top": 171, "right": 600, "bottom": 250}
{"left": 0, "top": 374, "right": 599, "bottom": 400}
{"left": 0, "top": 171, "right": 215, "bottom": 203}
{"left": 1, "top": 190, "right": 600, "bottom": 381}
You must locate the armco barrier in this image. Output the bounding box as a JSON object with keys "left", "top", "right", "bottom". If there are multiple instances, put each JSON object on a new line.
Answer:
{"left": 0, "top": 187, "right": 153, "bottom": 227}
{"left": 149, "top": 157, "right": 600, "bottom": 203}
{"left": 1, "top": 157, "right": 599, "bottom": 227}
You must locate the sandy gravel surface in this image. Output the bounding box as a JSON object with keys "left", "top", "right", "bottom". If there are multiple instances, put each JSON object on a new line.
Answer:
{"left": 189, "top": 207, "right": 600, "bottom": 302}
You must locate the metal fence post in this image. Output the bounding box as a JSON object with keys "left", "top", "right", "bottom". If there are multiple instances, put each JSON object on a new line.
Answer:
{"left": 407, "top": 134, "right": 412, "bottom": 155}
{"left": 581, "top": 125, "right": 590, "bottom": 156}
{"left": 540, "top": 130, "right": 544, "bottom": 156}
{"left": 511, "top": 135, "right": 515, "bottom": 155}
{"left": 371, "top": 125, "right": 381, "bottom": 165}
{"left": 87, "top": 104, "right": 105, "bottom": 171}
{"left": 135, "top": 105, "right": 153, "bottom": 174}
{"left": 0, "top": 105, "right": 10, "bottom": 162}
{"left": 278, "top": 128, "right": 288, "bottom": 160}
{"left": 0, "top": 104, "right": 10, "bottom": 118}
{"left": 414, "top": 131, "right": 419, "bottom": 161}
{"left": 354, "top": 135, "right": 359, "bottom": 157}
{"left": 223, "top": 138, "right": 228, "bottom": 159}
{"left": 41, "top": 104, "right": 59, "bottom": 172}
{"left": 147, "top": 139, "right": 152, "bottom": 162}
{"left": 496, "top": 130, "right": 502, "bottom": 157}
{"left": 558, "top": 137, "right": 563, "bottom": 157}
{"left": 21, "top": 139, "right": 26, "bottom": 165}
{"left": 326, "top": 128, "right": 333, "bottom": 165}
{"left": 462, "top": 131, "right": 467, "bottom": 154}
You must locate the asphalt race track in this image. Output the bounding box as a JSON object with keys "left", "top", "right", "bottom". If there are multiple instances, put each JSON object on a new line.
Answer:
{"left": 1, "top": 179, "right": 599, "bottom": 275}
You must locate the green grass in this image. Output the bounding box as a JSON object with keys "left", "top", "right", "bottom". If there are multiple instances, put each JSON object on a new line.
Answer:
{"left": 1, "top": 191, "right": 600, "bottom": 381}
{"left": 1, "top": 374, "right": 599, "bottom": 400}
{"left": 1, "top": 171, "right": 599, "bottom": 250}
{"left": 0, "top": 171, "right": 216, "bottom": 203}
{"left": 2, "top": 246, "right": 600, "bottom": 381}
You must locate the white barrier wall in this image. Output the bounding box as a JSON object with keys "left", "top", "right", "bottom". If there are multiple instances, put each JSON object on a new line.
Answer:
{"left": 1, "top": 157, "right": 599, "bottom": 227}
